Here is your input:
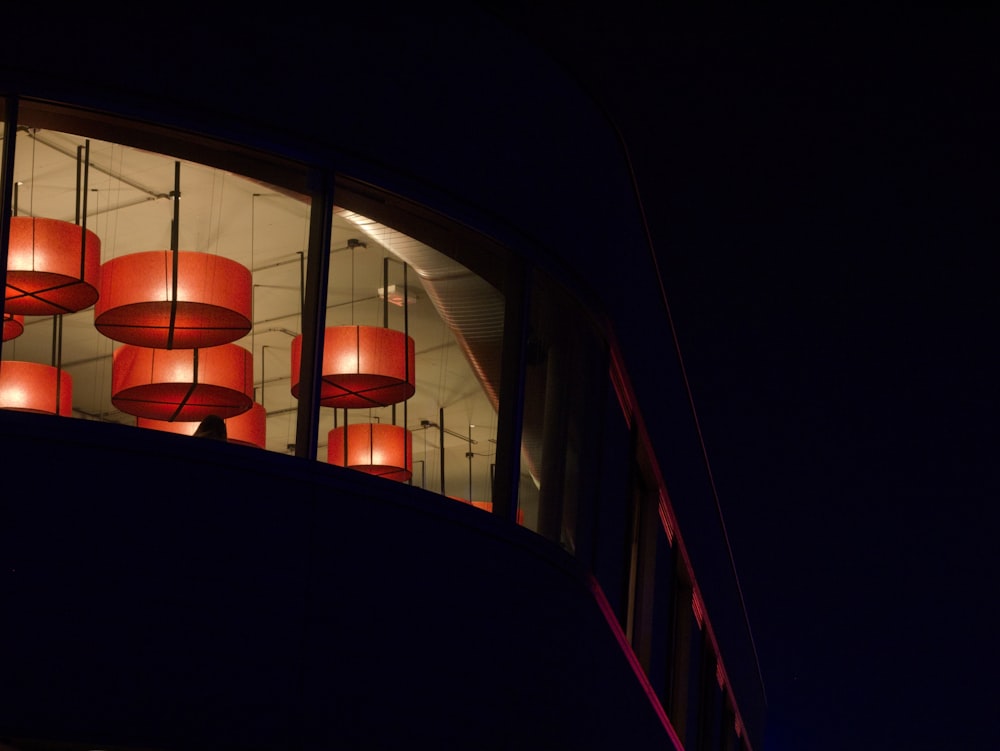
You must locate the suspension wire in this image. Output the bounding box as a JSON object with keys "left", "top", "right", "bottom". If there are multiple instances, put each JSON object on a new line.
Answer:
{"left": 612, "top": 118, "right": 767, "bottom": 705}
{"left": 540, "top": 56, "right": 768, "bottom": 703}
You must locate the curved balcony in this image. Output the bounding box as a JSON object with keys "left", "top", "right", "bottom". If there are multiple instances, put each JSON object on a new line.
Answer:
{"left": 1, "top": 410, "right": 676, "bottom": 750}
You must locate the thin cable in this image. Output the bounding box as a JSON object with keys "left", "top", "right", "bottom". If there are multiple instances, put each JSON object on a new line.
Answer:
{"left": 520, "top": 43, "right": 769, "bottom": 702}
{"left": 611, "top": 116, "right": 767, "bottom": 706}
{"left": 349, "top": 238, "right": 356, "bottom": 326}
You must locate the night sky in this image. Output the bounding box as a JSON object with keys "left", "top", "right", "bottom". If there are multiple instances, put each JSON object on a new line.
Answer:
{"left": 497, "top": 5, "right": 999, "bottom": 750}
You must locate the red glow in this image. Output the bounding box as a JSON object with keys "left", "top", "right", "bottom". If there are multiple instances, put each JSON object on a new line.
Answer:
{"left": 586, "top": 572, "right": 684, "bottom": 749}
{"left": 452, "top": 498, "right": 525, "bottom": 524}
{"left": 5, "top": 216, "right": 101, "bottom": 315}
{"left": 94, "top": 250, "right": 252, "bottom": 348}
{"left": 291, "top": 325, "right": 415, "bottom": 408}
{"left": 111, "top": 343, "right": 253, "bottom": 421}
{"left": 2, "top": 312, "right": 24, "bottom": 341}
{"left": 692, "top": 592, "right": 705, "bottom": 629}
{"left": 137, "top": 401, "right": 266, "bottom": 448}
{"left": 0, "top": 361, "right": 73, "bottom": 415}
{"left": 327, "top": 423, "right": 412, "bottom": 481}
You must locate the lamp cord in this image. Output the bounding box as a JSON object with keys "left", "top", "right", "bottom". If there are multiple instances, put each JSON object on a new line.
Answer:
{"left": 513, "top": 36, "right": 769, "bottom": 705}
{"left": 611, "top": 111, "right": 767, "bottom": 707}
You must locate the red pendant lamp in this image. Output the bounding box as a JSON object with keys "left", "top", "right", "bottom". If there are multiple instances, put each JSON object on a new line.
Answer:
{"left": 93, "top": 161, "right": 251, "bottom": 350}
{"left": 3, "top": 312, "right": 24, "bottom": 341}
{"left": 5, "top": 216, "right": 101, "bottom": 315}
{"left": 137, "top": 401, "right": 266, "bottom": 448}
{"left": 328, "top": 423, "right": 412, "bottom": 482}
{"left": 94, "top": 250, "right": 252, "bottom": 349}
{"left": 291, "top": 325, "right": 415, "bottom": 408}
{"left": 0, "top": 360, "right": 72, "bottom": 415}
{"left": 111, "top": 342, "right": 253, "bottom": 422}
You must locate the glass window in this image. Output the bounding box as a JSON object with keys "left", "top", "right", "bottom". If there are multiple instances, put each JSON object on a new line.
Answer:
{"left": 2, "top": 103, "right": 519, "bottom": 524}
{"left": 1, "top": 101, "right": 646, "bottom": 553}
{"left": 313, "top": 197, "right": 507, "bottom": 513}
{"left": 518, "top": 268, "right": 608, "bottom": 545}
{"left": 648, "top": 519, "right": 677, "bottom": 704}
{"left": 2, "top": 103, "right": 311, "bottom": 452}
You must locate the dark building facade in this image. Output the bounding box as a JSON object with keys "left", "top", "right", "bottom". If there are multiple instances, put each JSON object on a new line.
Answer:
{"left": 1, "top": 8, "right": 765, "bottom": 751}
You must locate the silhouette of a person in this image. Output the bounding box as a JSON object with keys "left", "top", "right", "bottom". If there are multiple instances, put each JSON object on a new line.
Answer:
{"left": 193, "top": 414, "right": 228, "bottom": 441}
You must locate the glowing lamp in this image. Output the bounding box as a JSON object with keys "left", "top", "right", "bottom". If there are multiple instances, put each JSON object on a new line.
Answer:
{"left": 137, "top": 401, "right": 266, "bottom": 448}
{"left": 3, "top": 312, "right": 24, "bottom": 341}
{"left": 0, "top": 360, "right": 72, "bottom": 415}
{"left": 291, "top": 324, "right": 415, "bottom": 408}
{"left": 111, "top": 342, "right": 253, "bottom": 421}
{"left": 5, "top": 216, "right": 101, "bottom": 315}
{"left": 328, "top": 423, "right": 412, "bottom": 482}
{"left": 94, "top": 250, "right": 252, "bottom": 349}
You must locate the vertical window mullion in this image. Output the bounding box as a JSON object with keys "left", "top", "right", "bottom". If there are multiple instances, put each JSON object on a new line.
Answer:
{"left": 492, "top": 257, "right": 528, "bottom": 523}
{"left": 294, "top": 169, "right": 334, "bottom": 461}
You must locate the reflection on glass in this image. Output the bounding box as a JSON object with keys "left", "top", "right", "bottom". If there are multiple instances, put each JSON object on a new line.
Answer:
{"left": 519, "top": 269, "right": 607, "bottom": 548}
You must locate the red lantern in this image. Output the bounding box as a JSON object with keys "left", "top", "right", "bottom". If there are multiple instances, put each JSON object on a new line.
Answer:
{"left": 137, "top": 401, "right": 266, "bottom": 448}
{"left": 94, "top": 250, "right": 252, "bottom": 349}
{"left": 111, "top": 343, "right": 253, "bottom": 421}
{"left": 5, "top": 216, "right": 101, "bottom": 315}
{"left": 291, "top": 325, "right": 415, "bottom": 408}
{"left": 328, "top": 423, "right": 412, "bottom": 482}
{"left": 2, "top": 312, "right": 24, "bottom": 341}
{"left": 0, "top": 361, "right": 72, "bottom": 415}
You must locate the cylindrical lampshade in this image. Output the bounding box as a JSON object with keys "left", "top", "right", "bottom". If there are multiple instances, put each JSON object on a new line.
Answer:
{"left": 291, "top": 325, "right": 415, "bottom": 408}
{"left": 94, "top": 250, "right": 252, "bottom": 349}
{"left": 328, "top": 423, "right": 412, "bottom": 482}
{"left": 5, "top": 216, "right": 101, "bottom": 315}
{"left": 137, "top": 401, "right": 266, "bottom": 448}
{"left": 111, "top": 342, "right": 253, "bottom": 421}
{"left": 3, "top": 312, "right": 24, "bottom": 341}
{"left": 0, "top": 361, "right": 72, "bottom": 415}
